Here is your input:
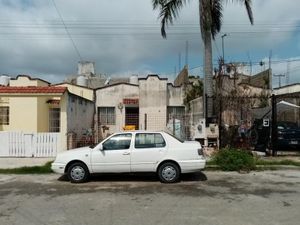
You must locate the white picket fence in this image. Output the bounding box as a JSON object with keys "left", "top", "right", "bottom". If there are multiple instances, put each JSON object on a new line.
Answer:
{"left": 0, "top": 132, "right": 60, "bottom": 157}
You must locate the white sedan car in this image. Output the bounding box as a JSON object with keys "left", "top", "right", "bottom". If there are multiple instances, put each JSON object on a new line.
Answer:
{"left": 52, "top": 131, "right": 206, "bottom": 183}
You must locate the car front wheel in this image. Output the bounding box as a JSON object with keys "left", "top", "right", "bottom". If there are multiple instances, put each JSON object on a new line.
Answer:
{"left": 158, "top": 162, "right": 180, "bottom": 183}
{"left": 67, "top": 162, "right": 89, "bottom": 183}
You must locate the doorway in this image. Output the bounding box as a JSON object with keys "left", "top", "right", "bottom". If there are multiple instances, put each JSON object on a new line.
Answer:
{"left": 125, "top": 107, "right": 139, "bottom": 130}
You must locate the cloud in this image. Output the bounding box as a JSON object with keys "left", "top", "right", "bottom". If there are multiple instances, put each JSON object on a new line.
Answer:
{"left": 0, "top": 0, "right": 299, "bottom": 85}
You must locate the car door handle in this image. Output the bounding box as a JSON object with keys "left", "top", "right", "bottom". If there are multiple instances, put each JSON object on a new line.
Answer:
{"left": 123, "top": 152, "right": 130, "bottom": 155}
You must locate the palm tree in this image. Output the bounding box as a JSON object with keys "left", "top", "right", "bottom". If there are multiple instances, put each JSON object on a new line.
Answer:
{"left": 152, "top": 0, "right": 253, "bottom": 118}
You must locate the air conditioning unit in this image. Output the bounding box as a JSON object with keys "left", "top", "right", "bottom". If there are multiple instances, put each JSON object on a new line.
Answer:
{"left": 192, "top": 119, "right": 206, "bottom": 139}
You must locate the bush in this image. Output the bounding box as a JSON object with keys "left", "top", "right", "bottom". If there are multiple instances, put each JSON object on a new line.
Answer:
{"left": 213, "top": 148, "right": 255, "bottom": 172}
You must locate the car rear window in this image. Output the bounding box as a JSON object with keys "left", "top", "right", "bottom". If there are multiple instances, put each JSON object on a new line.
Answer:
{"left": 135, "top": 133, "right": 166, "bottom": 148}
{"left": 165, "top": 132, "right": 184, "bottom": 143}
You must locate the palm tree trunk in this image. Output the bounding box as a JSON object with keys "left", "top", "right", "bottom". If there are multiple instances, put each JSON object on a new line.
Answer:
{"left": 203, "top": 26, "right": 214, "bottom": 118}
{"left": 199, "top": 0, "right": 214, "bottom": 119}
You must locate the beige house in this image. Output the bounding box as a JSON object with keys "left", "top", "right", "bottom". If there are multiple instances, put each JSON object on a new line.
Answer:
{"left": 0, "top": 75, "right": 94, "bottom": 153}
{"left": 95, "top": 75, "right": 185, "bottom": 140}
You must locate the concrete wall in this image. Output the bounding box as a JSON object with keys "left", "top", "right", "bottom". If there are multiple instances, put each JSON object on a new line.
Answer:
{"left": 55, "top": 83, "right": 94, "bottom": 101}
{"left": 139, "top": 76, "right": 167, "bottom": 131}
{"left": 96, "top": 84, "right": 139, "bottom": 137}
{"left": 67, "top": 94, "right": 94, "bottom": 140}
{"left": 10, "top": 76, "right": 49, "bottom": 87}
{"left": 273, "top": 84, "right": 300, "bottom": 96}
{"left": 167, "top": 84, "right": 184, "bottom": 106}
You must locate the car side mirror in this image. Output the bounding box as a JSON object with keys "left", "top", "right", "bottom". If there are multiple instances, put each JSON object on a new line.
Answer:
{"left": 99, "top": 144, "right": 104, "bottom": 151}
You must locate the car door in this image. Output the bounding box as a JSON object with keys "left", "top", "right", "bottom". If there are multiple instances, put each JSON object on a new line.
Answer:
{"left": 91, "top": 133, "right": 132, "bottom": 173}
{"left": 130, "top": 133, "right": 167, "bottom": 172}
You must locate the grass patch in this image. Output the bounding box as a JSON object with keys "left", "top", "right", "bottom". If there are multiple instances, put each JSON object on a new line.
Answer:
{"left": 256, "top": 159, "right": 300, "bottom": 167}
{"left": 0, "top": 161, "right": 53, "bottom": 174}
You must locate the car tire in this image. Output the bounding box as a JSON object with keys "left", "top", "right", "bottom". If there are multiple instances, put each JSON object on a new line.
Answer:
{"left": 67, "top": 162, "right": 89, "bottom": 183}
{"left": 158, "top": 162, "right": 180, "bottom": 183}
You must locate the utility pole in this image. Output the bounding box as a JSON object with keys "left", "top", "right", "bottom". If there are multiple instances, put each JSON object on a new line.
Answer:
{"left": 273, "top": 74, "right": 285, "bottom": 88}
{"left": 269, "top": 50, "right": 272, "bottom": 90}
{"left": 185, "top": 40, "right": 189, "bottom": 67}
{"left": 221, "top": 34, "right": 227, "bottom": 63}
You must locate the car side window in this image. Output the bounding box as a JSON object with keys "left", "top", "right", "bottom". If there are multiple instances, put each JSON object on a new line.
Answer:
{"left": 135, "top": 133, "right": 166, "bottom": 149}
{"left": 102, "top": 134, "right": 132, "bottom": 150}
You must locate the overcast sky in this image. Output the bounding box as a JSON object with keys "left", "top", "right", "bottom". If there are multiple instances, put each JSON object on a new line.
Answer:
{"left": 0, "top": 0, "right": 299, "bottom": 87}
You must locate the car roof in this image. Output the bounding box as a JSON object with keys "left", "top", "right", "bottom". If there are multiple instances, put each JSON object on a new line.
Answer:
{"left": 116, "top": 130, "right": 165, "bottom": 134}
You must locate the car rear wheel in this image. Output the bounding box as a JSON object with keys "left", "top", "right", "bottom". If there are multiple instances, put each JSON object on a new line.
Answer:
{"left": 158, "top": 162, "right": 180, "bottom": 183}
{"left": 67, "top": 162, "right": 89, "bottom": 183}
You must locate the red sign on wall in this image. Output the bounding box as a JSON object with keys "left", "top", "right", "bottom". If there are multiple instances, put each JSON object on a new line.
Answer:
{"left": 123, "top": 98, "right": 139, "bottom": 105}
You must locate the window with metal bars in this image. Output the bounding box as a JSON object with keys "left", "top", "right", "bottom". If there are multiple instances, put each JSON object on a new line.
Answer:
{"left": 98, "top": 107, "right": 115, "bottom": 125}
{"left": 49, "top": 108, "right": 60, "bottom": 132}
{"left": 0, "top": 106, "right": 9, "bottom": 125}
{"left": 167, "top": 106, "right": 185, "bottom": 121}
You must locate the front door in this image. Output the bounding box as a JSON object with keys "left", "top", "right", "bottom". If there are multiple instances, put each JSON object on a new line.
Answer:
{"left": 125, "top": 107, "right": 139, "bottom": 130}
{"left": 91, "top": 133, "right": 132, "bottom": 173}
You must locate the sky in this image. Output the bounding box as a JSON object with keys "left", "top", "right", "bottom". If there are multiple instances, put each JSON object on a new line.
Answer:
{"left": 0, "top": 0, "right": 299, "bottom": 88}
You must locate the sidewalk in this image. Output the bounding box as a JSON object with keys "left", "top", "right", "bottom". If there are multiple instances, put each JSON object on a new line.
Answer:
{"left": 0, "top": 158, "right": 54, "bottom": 169}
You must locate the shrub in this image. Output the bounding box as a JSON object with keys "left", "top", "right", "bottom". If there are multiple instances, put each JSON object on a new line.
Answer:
{"left": 213, "top": 148, "right": 255, "bottom": 172}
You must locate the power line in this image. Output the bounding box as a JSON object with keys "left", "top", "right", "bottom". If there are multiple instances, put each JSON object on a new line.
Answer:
{"left": 51, "top": 0, "right": 82, "bottom": 60}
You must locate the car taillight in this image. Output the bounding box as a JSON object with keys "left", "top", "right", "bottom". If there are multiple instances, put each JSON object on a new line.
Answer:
{"left": 198, "top": 148, "right": 203, "bottom": 155}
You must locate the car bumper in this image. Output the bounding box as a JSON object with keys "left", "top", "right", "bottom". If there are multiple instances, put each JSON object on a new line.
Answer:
{"left": 179, "top": 159, "right": 206, "bottom": 173}
{"left": 51, "top": 162, "right": 66, "bottom": 174}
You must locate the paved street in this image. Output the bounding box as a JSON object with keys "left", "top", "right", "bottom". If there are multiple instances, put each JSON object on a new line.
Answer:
{"left": 0, "top": 170, "right": 299, "bottom": 225}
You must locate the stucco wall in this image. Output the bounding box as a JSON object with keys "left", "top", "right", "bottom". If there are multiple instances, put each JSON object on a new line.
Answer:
{"left": 167, "top": 84, "right": 184, "bottom": 106}
{"left": 55, "top": 83, "right": 94, "bottom": 101}
{"left": 67, "top": 95, "right": 94, "bottom": 140}
{"left": 37, "top": 97, "right": 51, "bottom": 132}
{"left": 139, "top": 76, "right": 167, "bottom": 131}
{"left": 9, "top": 96, "right": 38, "bottom": 132}
{"left": 10, "top": 76, "right": 49, "bottom": 87}
{"left": 96, "top": 84, "right": 139, "bottom": 137}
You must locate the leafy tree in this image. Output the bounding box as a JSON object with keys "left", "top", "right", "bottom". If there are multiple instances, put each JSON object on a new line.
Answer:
{"left": 184, "top": 79, "right": 203, "bottom": 108}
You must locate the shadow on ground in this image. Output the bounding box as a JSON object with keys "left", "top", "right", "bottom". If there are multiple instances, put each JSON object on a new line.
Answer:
{"left": 58, "top": 172, "right": 208, "bottom": 183}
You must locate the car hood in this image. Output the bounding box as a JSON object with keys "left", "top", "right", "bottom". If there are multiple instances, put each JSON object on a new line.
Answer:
{"left": 54, "top": 146, "right": 92, "bottom": 163}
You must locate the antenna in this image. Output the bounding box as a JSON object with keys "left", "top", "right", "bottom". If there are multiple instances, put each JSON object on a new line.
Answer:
{"left": 178, "top": 53, "right": 181, "bottom": 71}
{"left": 286, "top": 60, "right": 290, "bottom": 85}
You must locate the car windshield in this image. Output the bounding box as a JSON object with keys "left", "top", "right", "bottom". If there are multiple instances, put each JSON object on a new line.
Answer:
{"left": 165, "top": 132, "right": 184, "bottom": 143}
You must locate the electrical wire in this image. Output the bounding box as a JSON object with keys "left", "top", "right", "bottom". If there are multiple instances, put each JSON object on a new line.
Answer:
{"left": 51, "top": 0, "right": 82, "bottom": 60}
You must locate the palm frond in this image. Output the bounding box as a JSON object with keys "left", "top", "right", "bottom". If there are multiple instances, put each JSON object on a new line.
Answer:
{"left": 199, "top": 0, "right": 210, "bottom": 40}
{"left": 211, "top": 0, "right": 223, "bottom": 39}
{"left": 227, "top": 0, "right": 254, "bottom": 24}
{"left": 244, "top": 0, "right": 254, "bottom": 24}
{"left": 153, "top": 0, "right": 188, "bottom": 38}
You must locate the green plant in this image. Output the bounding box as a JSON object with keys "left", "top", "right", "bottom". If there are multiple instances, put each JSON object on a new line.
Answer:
{"left": 213, "top": 148, "right": 255, "bottom": 172}
{"left": 0, "top": 161, "right": 53, "bottom": 174}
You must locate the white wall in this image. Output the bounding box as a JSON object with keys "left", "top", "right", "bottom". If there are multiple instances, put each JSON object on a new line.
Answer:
{"left": 167, "top": 84, "right": 185, "bottom": 106}
{"left": 139, "top": 76, "right": 167, "bottom": 131}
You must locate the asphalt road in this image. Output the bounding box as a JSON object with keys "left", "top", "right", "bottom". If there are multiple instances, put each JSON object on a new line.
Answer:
{"left": 0, "top": 170, "right": 299, "bottom": 225}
